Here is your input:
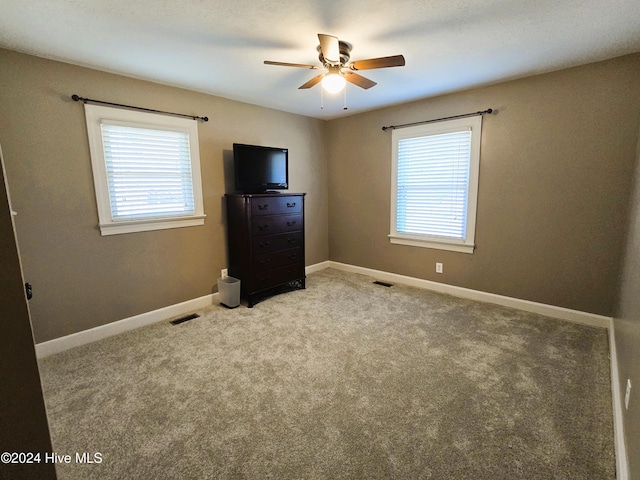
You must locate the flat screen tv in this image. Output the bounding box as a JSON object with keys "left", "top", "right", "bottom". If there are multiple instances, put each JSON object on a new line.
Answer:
{"left": 233, "top": 143, "right": 289, "bottom": 193}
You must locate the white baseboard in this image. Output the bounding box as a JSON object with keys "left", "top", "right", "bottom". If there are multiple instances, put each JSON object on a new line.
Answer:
{"left": 36, "top": 261, "right": 612, "bottom": 358}
{"left": 609, "top": 324, "right": 630, "bottom": 480}
{"left": 36, "top": 260, "right": 611, "bottom": 352}
{"left": 36, "top": 264, "right": 329, "bottom": 358}
{"left": 306, "top": 260, "right": 331, "bottom": 274}
{"left": 36, "top": 265, "right": 334, "bottom": 358}
{"left": 36, "top": 293, "right": 216, "bottom": 359}
{"left": 321, "top": 261, "right": 626, "bottom": 477}
{"left": 325, "top": 261, "right": 611, "bottom": 329}
{"left": 35, "top": 259, "right": 626, "bottom": 475}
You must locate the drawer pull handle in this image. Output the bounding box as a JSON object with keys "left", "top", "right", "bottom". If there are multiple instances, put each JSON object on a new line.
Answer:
{"left": 287, "top": 238, "right": 297, "bottom": 244}
{"left": 259, "top": 259, "right": 272, "bottom": 265}
{"left": 287, "top": 221, "right": 296, "bottom": 227}
{"left": 259, "top": 241, "right": 271, "bottom": 247}
{"left": 259, "top": 224, "right": 269, "bottom": 230}
{"left": 288, "top": 254, "right": 297, "bottom": 260}
{"left": 258, "top": 204, "right": 269, "bottom": 210}
{"left": 286, "top": 202, "right": 296, "bottom": 208}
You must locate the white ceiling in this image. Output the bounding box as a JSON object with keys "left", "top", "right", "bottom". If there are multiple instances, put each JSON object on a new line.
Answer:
{"left": 1, "top": 0, "right": 640, "bottom": 120}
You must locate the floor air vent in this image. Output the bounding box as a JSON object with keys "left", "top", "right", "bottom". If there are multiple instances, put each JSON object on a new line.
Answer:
{"left": 373, "top": 281, "right": 393, "bottom": 287}
{"left": 170, "top": 313, "right": 200, "bottom": 325}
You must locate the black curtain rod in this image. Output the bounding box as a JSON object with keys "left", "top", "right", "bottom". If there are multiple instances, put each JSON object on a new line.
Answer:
{"left": 381, "top": 108, "right": 493, "bottom": 131}
{"left": 71, "top": 95, "right": 209, "bottom": 122}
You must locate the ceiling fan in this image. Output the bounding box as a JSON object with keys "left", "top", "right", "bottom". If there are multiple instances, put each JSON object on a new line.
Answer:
{"left": 264, "top": 33, "right": 405, "bottom": 93}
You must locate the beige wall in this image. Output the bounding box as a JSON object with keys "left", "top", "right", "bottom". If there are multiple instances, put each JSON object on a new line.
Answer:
{"left": 614, "top": 128, "right": 640, "bottom": 479}
{"left": 0, "top": 49, "right": 329, "bottom": 343}
{"left": 326, "top": 54, "right": 640, "bottom": 317}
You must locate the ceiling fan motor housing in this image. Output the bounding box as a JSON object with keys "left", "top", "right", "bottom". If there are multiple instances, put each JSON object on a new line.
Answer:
{"left": 317, "top": 41, "right": 352, "bottom": 66}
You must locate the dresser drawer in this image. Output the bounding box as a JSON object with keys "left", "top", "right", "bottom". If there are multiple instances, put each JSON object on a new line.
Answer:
{"left": 254, "top": 247, "right": 302, "bottom": 272}
{"left": 252, "top": 231, "right": 303, "bottom": 255}
{"left": 254, "top": 264, "right": 305, "bottom": 291}
{"left": 250, "top": 196, "right": 303, "bottom": 216}
{"left": 252, "top": 214, "right": 302, "bottom": 237}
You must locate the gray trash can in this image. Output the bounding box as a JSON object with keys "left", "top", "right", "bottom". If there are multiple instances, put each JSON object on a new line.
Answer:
{"left": 218, "top": 276, "right": 240, "bottom": 308}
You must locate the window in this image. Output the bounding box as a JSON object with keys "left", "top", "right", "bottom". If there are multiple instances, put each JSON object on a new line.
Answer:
{"left": 390, "top": 116, "right": 482, "bottom": 253}
{"left": 84, "top": 104, "right": 205, "bottom": 236}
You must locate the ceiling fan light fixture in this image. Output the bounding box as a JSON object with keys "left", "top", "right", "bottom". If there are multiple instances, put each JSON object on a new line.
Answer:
{"left": 321, "top": 73, "right": 346, "bottom": 93}
{"left": 265, "top": 33, "right": 405, "bottom": 101}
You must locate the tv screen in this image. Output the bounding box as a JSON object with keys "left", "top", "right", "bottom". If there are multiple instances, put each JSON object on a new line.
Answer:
{"left": 233, "top": 143, "right": 289, "bottom": 193}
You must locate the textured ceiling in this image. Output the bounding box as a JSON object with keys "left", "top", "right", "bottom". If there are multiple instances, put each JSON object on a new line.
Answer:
{"left": 1, "top": 0, "right": 640, "bottom": 120}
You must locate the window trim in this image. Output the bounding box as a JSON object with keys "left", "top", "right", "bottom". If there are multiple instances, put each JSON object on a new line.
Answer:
{"left": 84, "top": 104, "right": 206, "bottom": 236}
{"left": 389, "top": 115, "right": 482, "bottom": 254}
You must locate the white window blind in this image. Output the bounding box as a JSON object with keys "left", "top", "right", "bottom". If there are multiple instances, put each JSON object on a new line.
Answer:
{"left": 84, "top": 103, "right": 205, "bottom": 236}
{"left": 101, "top": 123, "right": 195, "bottom": 221}
{"left": 390, "top": 115, "right": 482, "bottom": 253}
{"left": 396, "top": 129, "right": 471, "bottom": 240}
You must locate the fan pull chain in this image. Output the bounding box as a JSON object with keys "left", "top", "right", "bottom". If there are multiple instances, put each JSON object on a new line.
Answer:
{"left": 320, "top": 86, "right": 324, "bottom": 109}
{"left": 343, "top": 86, "right": 348, "bottom": 110}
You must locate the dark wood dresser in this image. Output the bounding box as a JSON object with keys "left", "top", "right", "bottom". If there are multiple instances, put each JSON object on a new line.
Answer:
{"left": 225, "top": 193, "right": 305, "bottom": 307}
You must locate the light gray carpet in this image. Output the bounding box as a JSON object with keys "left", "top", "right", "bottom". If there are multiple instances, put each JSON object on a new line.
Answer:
{"left": 38, "top": 268, "right": 615, "bottom": 479}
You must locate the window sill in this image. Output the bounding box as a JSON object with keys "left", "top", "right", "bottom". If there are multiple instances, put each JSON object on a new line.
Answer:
{"left": 99, "top": 215, "right": 206, "bottom": 236}
{"left": 389, "top": 234, "right": 475, "bottom": 254}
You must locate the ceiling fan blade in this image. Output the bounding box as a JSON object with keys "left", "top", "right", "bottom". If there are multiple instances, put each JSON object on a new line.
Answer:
{"left": 264, "top": 61, "right": 319, "bottom": 69}
{"left": 318, "top": 34, "right": 340, "bottom": 64}
{"left": 350, "top": 55, "right": 406, "bottom": 71}
{"left": 344, "top": 72, "right": 377, "bottom": 89}
{"left": 299, "top": 73, "right": 325, "bottom": 89}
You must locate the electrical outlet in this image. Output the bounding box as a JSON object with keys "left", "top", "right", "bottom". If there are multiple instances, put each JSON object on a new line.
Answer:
{"left": 221, "top": 268, "right": 228, "bottom": 279}
{"left": 625, "top": 379, "right": 632, "bottom": 410}
{"left": 436, "top": 262, "right": 443, "bottom": 274}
